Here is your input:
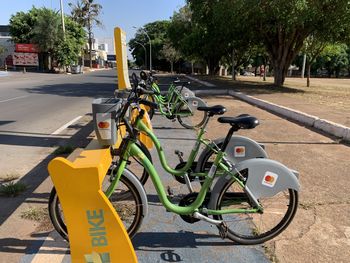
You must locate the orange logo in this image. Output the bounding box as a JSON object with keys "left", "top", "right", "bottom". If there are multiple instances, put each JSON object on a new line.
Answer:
{"left": 98, "top": 122, "right": 110, "bottom": 129}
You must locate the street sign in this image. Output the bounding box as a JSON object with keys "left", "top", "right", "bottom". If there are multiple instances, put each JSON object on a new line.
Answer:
{"left": 107, "top": 54, "right": 116, "bottom": 61}
{"left": 12, "top": 52, "right": 39, "bottom": 66}
{"left": 15, "top": 43, "right": 39, "bottom": 53}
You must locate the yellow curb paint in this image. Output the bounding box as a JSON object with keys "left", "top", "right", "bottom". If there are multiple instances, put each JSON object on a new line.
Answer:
{"left": 48, "top": 148, "right": 137, "bottom": 263}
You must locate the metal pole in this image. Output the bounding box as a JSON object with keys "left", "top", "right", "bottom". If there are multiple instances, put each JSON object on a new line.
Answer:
{"left": 59, "top": 0, "right": 66, "bottom": 37}
{"left": 141, "top": 29, "right": 152, "bottom": 71}
{"left": 133, "top": 26, "right": 152, "bottom": 71}
{"left": 135, "top": 41, "right": 147, "bottom": 69}
{"left": 301, "top": 53, "right": 306, "bottom": 78}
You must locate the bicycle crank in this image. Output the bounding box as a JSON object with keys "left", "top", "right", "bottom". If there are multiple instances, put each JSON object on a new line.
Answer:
{"left": 178, "top": 192, "right": 211, "bottom": 224}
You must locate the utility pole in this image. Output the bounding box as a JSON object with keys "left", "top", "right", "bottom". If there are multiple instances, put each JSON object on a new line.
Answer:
{"left": 59, "top": 0, "right": 66, "bottom": 37}
{"left": 134, "top": 41, "right": 147, "bottom": 69}
{"left": 301, "top": 53, "right": 306, "bottom": 78}
{"left": 133, "top": 26, "right": 152, "bottom": 71}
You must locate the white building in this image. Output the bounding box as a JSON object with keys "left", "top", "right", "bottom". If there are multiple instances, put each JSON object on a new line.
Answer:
{"left": 0, "top": 25, "right": 15, "bottom": 67}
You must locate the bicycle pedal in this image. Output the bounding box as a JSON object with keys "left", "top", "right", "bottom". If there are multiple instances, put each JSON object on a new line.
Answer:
{"left": 218, "top": 222, "right": 228, "bottom": 239}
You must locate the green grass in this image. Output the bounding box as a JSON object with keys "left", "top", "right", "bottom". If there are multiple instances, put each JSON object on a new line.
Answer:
{"left": 0, "top": 182, "right": 27, "bottom": 197}
{"left": 54, "top": 145, "right": 75, "bottom": 155}
{"left": 21, "top": 207, "right": 48, "bottom": 222}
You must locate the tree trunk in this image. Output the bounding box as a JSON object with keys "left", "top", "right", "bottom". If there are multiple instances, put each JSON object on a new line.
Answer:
{"left": 191, "top": 61, "right": 194, "bottom": 74}
{"left": 231, "top": 49, "right": 236, "bottom": 80}
{"left": 263, "top": 64, "right": 266, "bottom": 81}
{"left": 307, "top": 63, "right": 311, "bottom": 87}
{"left": 170, "top": 61, "right": 173, "bottom": 74}
{"left": 273, "top": 63, "right": 286, "bottom": 86}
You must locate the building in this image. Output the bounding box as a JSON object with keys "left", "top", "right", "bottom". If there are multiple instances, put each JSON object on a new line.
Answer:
{"left": 0, "top": 25, "right": 15, "bottom": 68}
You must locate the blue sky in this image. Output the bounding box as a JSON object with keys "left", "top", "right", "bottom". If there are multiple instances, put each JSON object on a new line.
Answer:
{"left": 0, "top": 0, "right": 185, "bottom": 54}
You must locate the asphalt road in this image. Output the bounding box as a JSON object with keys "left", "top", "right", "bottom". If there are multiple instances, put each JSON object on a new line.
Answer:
{"left": 0, "top": 69, "right": 117, "bottom": 175}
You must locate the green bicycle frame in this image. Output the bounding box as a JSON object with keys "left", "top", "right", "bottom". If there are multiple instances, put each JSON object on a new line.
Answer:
{"left": 106, "top": 116, "right": 260, "bottom": 216}
{"left": 150, "top": 82, "right": 193, "bottom": 118}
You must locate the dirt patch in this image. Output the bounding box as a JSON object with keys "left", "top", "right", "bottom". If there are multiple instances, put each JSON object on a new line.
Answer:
{"left": 199, "top": 96, "right": 350, "bottom": 263}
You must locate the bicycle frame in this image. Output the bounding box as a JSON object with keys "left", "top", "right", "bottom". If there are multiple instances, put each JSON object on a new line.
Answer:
{"left": 106, "top": 116, "right": 261, "bottom": 216}
{"left": 150, "top": 82, "right": 193, "bottom": 118}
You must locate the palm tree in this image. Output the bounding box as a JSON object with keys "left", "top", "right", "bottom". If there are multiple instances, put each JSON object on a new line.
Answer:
{"left": 68, "top": 0, "right": 102, "bottom": 68}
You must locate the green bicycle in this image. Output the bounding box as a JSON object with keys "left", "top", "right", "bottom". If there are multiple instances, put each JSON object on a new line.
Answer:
{"left": 139, "top": 71, "right": 207, "bottom": 129}
{"left": 105, "top": 104, "right": 300, "bottom": 245}
{"left": 49, "top": 81, "right": 299, "bottom": 245}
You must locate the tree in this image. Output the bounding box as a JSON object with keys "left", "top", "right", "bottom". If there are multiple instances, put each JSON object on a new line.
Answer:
{"left": 54, "top": 18, "right": 86, "bottom": 67}
{"left": 160, "top": 41, "right": 180, "bottom": 73}
{"left": 69, "top": 0, "right": 102, "bottom": 68}
{"left": 9, "top": 8, "right": 41, "bottom": 43}
{"left": 302, "top": 35, "right": 328, "bottom": 87}
{"left": 129, "top": 21, "right": 172, "bottom": 70}
{"left": 9, "top": 7, "right": 86, "bottom": 70}
{"left": 242, "top": 0, "right": 350, "bottom": 86}
{"left": 319, "top": 44, "right": 348, "bottom": 78}
{"left": 32, "top": 8, "right": 61, "bottom": 70}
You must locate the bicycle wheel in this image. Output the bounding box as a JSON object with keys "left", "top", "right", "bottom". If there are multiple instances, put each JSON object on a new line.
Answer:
{"left": 48, "top": 170, "right": 147, "bottom": 241}
{"left": 176, "top": 101, "right": 206, "bottom": 129}
{"left": 197, "top": 141, "right": 224, "bottom": 173}
{"left": 213, "top": 178, "right": 298, "bottom": 245}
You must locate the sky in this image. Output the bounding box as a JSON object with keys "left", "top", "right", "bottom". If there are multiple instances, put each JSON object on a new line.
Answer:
{"left": 0, "top": 0, "right": 186, "bottom": 55}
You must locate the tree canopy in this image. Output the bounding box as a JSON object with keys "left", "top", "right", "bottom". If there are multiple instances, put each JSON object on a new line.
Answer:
{"left": 9, "top": 7, "right": 86, "bottom": 69}
{"left": 165, "top": 0, "right": 350, "bottom": 85}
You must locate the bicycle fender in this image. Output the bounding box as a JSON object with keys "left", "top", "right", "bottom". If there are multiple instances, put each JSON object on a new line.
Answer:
{"left": 196, "top": 136, "right": 267, "bottom": 172}
{"left": 176, "top": 86, "right": 195, "bottom": 98}
{"left": 185, "top": 96, "right": 207, "bottom": 111}
{"left": 208, "top": 158, "right": 300, "bottom": 209}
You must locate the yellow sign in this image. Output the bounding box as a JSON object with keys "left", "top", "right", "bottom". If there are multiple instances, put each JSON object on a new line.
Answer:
{"left": 48, "top": 149, "right": 138, "bottom": 263}
{"left": 114, "top": 27, "right": 131, "bottom": 90}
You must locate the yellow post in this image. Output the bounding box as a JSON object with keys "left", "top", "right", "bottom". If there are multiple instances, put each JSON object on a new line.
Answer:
{"left": 48, "top": 149, "right": 138, "bottom": 263}
{"left": 114, "top": 27, "right": 131, "bottom": 90}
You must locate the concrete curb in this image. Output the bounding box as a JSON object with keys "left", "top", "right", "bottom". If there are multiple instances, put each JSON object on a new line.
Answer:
{"left": 227, "top": 90, "right": 350, "bottom": 142}
{"left": 185, "top": 75, "right": 216, "bottom": 87}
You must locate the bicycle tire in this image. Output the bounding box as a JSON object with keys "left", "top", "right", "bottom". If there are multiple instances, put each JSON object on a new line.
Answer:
{"left": 48, "top": 169, "right": 148, "bottom": 241}
{"left": 212, "top": 178, "right": 298, "bottom": 245}
{"left": 176, "top": 101, "right": 206, "bottom": 129}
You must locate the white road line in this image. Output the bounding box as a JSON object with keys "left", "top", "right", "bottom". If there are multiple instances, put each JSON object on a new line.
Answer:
{"left": 0, "top": 95, "right": 29, "bottom": 103}
{"left": 51, "top": 116, "right": 83, "bottom": 135}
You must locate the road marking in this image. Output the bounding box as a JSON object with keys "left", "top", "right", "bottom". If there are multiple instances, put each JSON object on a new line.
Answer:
{"left": 0, "top": 95, "right": 29, "bottom": 103}
{"left": 51, "top": 116, "right": 83, "bottom": 135}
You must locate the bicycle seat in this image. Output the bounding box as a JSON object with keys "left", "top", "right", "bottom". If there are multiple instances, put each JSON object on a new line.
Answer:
{"left": 197, "top": 105, "right": 226, "bottom": 116}
{"left": 217, "top": 115, "right": 259, "bottom": 129}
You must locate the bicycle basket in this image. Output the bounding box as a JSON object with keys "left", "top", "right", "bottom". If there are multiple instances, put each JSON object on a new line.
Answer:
{"left": 92, "top": 98, "right": 122, "bottom": 146}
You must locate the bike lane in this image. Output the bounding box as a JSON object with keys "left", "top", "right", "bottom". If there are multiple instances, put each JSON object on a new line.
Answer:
{"left": 132, "top": 113, "right": 269, "bottom": 263}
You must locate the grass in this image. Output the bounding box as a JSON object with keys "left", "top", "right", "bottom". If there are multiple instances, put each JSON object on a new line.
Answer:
{"left": 21, "top": 207, "right": 48, "bottom": 222}
{"left": 54, "top": 145, "right": 75, "bottom": 155}
{"left": 0, "top": 182, "right": 27, "bottom": 197}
